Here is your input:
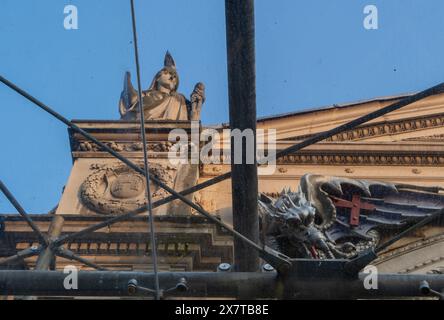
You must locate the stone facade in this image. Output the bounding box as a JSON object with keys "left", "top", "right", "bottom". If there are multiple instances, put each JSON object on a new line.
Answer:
{"left": 1, "top": 91, "right": 444, "bottom": 274}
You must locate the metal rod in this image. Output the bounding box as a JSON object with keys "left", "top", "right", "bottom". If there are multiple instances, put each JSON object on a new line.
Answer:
{"left": 129, "top": 0, "right": 160, "bottom": 300}
{"left": 225, "top": 0, "right": 259, "bottom": 272}
{"left": 376, "top": 208, "right": 444, "bottom": 253}
{"left": 55, "top": 247, "right": 107, "bottom": 271}
{"left": 0, "top": 76, "right": 288, "bottom": 270}
{"left": 0, "top": 180, "right": 48, "bottom": 245}
{"left": 1, "top": 270, "right": 444, "bottom": 299}
{"left": 0, "top": 246, "right": 41, "bottom": 267}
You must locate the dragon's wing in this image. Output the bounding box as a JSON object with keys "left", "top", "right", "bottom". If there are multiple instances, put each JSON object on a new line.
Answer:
{"left": 300, "top": 174, "right": 398, "bottom": 229}
{"left": 300, "top": 174, "right": 444, "bottom": 243}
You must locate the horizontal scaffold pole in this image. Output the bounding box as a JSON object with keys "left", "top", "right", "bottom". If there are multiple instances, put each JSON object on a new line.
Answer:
{"left": 0, "top": 270, "right": 443, "bottom": 299}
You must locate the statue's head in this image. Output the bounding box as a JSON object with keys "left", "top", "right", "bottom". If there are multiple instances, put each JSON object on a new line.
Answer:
{"left": 259, "top": 188, "right": 316, "bottom": 229}
{"left": 149, "top": 51, "right": 180, "bottom": 93}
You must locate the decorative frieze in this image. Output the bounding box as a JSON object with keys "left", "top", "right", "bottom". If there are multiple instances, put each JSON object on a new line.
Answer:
{"left": 202, "top": 151, "right": 444, "bottom": 168}
{"left": 276, "top": 153, "right": 444, "bottom": 166}
{"left": 405, "top": 134, "right": 444, "bottom": 141}
{"left": 76, "top": 141, "right": 175, "bottom": 153}
{"left": 287, "top": 113, "right": 444, "bottom": 142}
{"left": 328, "top": 114, "right": 444, "bottom": 141}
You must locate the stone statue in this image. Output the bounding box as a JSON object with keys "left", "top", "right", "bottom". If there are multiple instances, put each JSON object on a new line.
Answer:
{"left": 119, "top": 51, "right": 205, "bottom": 121}
{"left": 259, "top": 187, "right": 352, "bottom": 260}
{"left": 259, "top": 174, "right": 444, "bottom": 259}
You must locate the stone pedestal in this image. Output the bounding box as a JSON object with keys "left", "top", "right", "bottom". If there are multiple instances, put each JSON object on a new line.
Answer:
{"left": 56, "top": 120, "right": 199, "bottom": 217}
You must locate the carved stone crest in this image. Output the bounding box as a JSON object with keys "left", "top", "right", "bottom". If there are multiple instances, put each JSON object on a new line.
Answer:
{"left": 110, "top": 173, "right": 144, "bottom": 199}
{"left": 80, "top": 163, "right": 176, "bottom": 214}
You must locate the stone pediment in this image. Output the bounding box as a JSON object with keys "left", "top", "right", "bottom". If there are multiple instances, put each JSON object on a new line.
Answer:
{"left": 211, "top": 91, "right": 444, "bottom": 171}
{"left": 249, "top": 91, "right": 444, "bottom": 143}
{"left": 280, "top": 112, "right": 444, "bottom": 143}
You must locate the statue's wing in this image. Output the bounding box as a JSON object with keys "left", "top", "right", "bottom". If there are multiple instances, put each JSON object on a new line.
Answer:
{"left": 328, "top": 186, "right": 444, "bottom": 244}
{"left": 119, "top": 72, "right": 138, "bottom": 118}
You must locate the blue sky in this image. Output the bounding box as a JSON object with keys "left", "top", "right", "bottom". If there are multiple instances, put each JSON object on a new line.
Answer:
{"left": 1, "top": 0, "right": 444, "bottom": 213}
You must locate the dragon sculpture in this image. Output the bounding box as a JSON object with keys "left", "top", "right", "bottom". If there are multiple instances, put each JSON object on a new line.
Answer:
{"left": 259, "top": 174, "right": 444, "bottom": 259}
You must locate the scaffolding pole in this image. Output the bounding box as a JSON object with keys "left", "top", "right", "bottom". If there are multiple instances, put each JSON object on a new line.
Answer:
{"left": 225, "top": 0, "right": 259, "bottom": 272}
{"left": 0, "top": 270, "right": 443, "bottom": 299}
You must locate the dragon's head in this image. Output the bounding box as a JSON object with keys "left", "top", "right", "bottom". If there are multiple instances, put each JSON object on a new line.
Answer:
{"left": 259, "top": 188, "right": 316, "bottom": 229}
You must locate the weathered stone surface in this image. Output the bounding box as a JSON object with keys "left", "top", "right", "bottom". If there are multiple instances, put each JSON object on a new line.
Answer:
{"left": 4, "top": 89, "right": 444, "bottom": 274}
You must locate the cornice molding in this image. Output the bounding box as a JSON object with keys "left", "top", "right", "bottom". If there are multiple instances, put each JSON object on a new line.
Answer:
{"left": 285, "top": 112, "right": 444, "bottom": 142}
{"left": 202, "top": 151, "right": 444, "bottom": 167}
{"left": 275, "top": 152, "right": 444, "bottom": 166}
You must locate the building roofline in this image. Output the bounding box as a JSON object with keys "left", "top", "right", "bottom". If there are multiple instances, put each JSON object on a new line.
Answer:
{"left": 216, "top": 91, "right": 426, "bottom": 128}
{"left": 255, "top": 92, "right": 418, "bottom": 123}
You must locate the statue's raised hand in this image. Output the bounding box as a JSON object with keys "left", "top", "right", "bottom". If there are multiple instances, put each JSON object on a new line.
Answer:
{"left": 190, "top": 82, "right": 206, "bottom": 121}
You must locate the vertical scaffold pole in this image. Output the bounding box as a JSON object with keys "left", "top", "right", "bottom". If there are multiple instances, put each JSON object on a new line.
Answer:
{"left": 225, "top": 0, "right": 259, "bottom": 272}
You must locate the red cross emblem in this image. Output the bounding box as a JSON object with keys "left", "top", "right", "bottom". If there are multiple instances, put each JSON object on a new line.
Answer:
{"left": 330, "top": 194, "right": 376, "bottom": 226}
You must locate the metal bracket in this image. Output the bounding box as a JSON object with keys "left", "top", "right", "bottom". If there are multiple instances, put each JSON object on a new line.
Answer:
{"left": 343, "top": 249, "right": 378, "bottom": 277}
{"left": 259, "top": 246, "right": 292, "bottom": 275}
{"left": 420, "top": 280, "right": 444, "bottom": 300}
{"left": 127, "top": 278, "right": 188, "bottom": 299}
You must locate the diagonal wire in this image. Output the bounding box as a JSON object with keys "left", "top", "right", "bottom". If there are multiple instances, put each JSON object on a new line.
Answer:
{"left": 129, "top": 0, "right": 160, "bottom": 300}
{"left": 0, "top": 180, "right": 48, "bottom": 246}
